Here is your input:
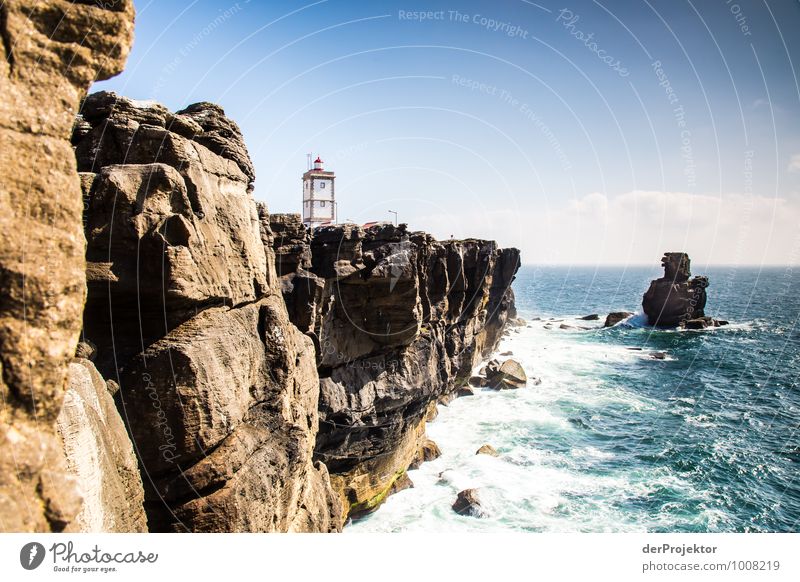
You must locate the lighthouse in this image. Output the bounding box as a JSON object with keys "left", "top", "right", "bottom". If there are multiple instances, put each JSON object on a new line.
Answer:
{"left": 302, "top": 156, "right": 335, "bottom": 228}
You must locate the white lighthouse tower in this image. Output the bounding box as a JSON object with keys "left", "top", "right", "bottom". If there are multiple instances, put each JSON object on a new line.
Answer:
{"left": 302, "top": 156, "right": 335, "bottom": 228}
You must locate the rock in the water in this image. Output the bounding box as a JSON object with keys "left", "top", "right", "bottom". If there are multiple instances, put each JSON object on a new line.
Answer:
{"left": 682, "top": 316, "right": 728, "bottom": 330}
{"left": 500, "top": 350, "right": 514, "bottom": 356}
{"left": 0, "top": 0, "right": 135, "bottom": 532}
{"left": 409, "top": 439, "right": 442, "bottom": 470}
{"left": 560, "top": 323, "right": 575, "bottom": 330}
{"left": 476, "top": 444, "right": 499, "bottom": 456}
{"left": 642, "top": 253, "right": 710, "bottom": 327}
{"left": 468, "top": 376, "right": 484, "bottom": 388}
{"left": 651, "top": 352, "right": 667, "bottom": 360}
{"left": 579, "top": 314, "right": 600, "bottom": 320}
{"left": 604, "top": 311, "right": 633, "bottom": 327}
{"left": 452, "top": 489, "right": 486, "bottom": 517}
{"left": 486, "top": 359, "right": 528, "bottom": 389}
{"left": 458, "top": 386, "right": 476, "bottom": 397}
{"left": 481, "top": 359, "right": 501, "bottom": 377}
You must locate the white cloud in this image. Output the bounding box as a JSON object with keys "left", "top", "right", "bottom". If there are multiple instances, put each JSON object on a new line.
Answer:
{"left": 788, "top": 154, "right": 800, "bottom": 173}
{"left": 413, "top": 190, "right": 800, "bottom": 266}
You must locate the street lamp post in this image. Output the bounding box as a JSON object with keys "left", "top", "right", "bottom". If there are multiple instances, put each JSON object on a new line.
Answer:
{"left": 388, "top": 210, "right": 398, "bottom": 226}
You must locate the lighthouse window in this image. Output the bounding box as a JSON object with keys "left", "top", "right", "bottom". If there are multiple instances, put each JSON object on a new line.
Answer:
{"left": 321, "top": 201, "right": 326, "bottom": 207}
{"left": 320, "top": 182, "right": 326, "bottom": 189}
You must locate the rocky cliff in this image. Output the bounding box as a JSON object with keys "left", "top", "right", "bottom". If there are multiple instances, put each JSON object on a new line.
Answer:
{"left": 73, "top": 93, "right": 340, "bottom": 532}
{"left": 1, "top": 7, "right": 520, "bottom": 529}
{"left": 0, "top": 0, "right": 135, "bottom": 532}
{"left": 266, "top": 216, "right": 521, "bottom": 522}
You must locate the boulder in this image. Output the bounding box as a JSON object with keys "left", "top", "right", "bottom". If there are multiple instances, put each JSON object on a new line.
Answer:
{"left": 476, "top": 444, "right": 499, "bottom": 457}
{"left": 486, "top": 359, "right": 527, "bottom": 389}
{"left": 409, "top": 439, "right": 442, "bottom": 470}
{"left": 682, "top": 316, "right": 729, "bottom": 330}
{"left": 579, "top": 314, "right": 600, "bottom": 320}
{"left": 604, "top": 311, "right": 633, "bottom": 327}
{"left": 457, "top": 386, "right": 476, "bottom": 397}
{"left": 74, "top": 340, "right": 97, "bottom": 361}
{"left": 642, "top": 253, "right": 709, "bottom": 327}
{"left": 452, "top": 489, "right": 486, "bottom": 517}
{"left": 0, "top": 0, "right": 135, "bottom": 532}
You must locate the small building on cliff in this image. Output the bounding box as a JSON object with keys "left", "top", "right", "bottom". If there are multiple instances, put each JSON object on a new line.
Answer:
{"left": 302, "top": 156, "right": 336, "bottom": 228}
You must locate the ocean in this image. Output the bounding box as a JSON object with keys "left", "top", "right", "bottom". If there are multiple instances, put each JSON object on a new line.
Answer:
{"left": 346, "top": 265, "right": 800, "bottom": 533}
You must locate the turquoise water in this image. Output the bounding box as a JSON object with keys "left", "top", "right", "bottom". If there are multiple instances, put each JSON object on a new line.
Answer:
{"left": 347, "top": 265, "right": 800, "bottom": 532}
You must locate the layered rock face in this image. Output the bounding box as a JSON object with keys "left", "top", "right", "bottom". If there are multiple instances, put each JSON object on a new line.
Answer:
{"left": 642, "top": 253, "right": 709, "bottom": 327}
{"left": 57, "top": 356, "right": 147, "bottom": 532}
{"left": 0, "top": 1, "right": 135, "bottom": 532}
{"left": 74, "top": 93, "right": 340, "bottom": 532}
{"left": 266, "top": 219, "right": 521, "bottom": 522}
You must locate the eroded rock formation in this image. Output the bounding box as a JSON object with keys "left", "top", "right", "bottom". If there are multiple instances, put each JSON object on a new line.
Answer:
{"left": 265, "top": 218, "right": 521, "bottom": 523}
{"left": 74, "top": 93, "right": 340, "bottom": 532}
{"left": 0, "top": 0, "right": 135, "bottom": 532}
{"left": 642, "top": 253, "right": 723, "bottom": 328}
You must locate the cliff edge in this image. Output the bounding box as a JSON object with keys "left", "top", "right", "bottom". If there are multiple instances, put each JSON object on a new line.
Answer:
{"left": 265, "top": 216, "right": 521, "bottom": 523}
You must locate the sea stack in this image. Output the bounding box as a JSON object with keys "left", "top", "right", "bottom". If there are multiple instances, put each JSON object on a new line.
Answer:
{"left": 642, "top": 253, "right": 725, "bottom": 329}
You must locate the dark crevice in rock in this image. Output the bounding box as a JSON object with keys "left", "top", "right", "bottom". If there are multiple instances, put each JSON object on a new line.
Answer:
{"left": 0, "top": 4, "right": 14, "bottom": 74}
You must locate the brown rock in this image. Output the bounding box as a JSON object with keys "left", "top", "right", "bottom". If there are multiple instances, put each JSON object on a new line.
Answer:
{"left": 74, "top": 340, "right": 96, "bottom": 361}
{"left": 579, "top": 314, "right": 600, "bottom": 320}
{"left": 681, "top": 316, "right": 728, "bottom": 330}
{"left": 409, "top": 438, "right": 442, "bottom": 470}
{"left": 452, "top": 488, "right": 486, "bottom": 517}
{"left": 486, "top": 359, "right": 528, "bottom": 389}
{"left": 75, "top": 94, "right": 271, "bottom": 374}
{"left": 642, "top": 253, "right": 709, "bottom": 327}
{"left": 476, "top": 444, "right": 499, "bottom": 457}
{"left": 458, "top": 386, "right": 476, "bottom": 397}
{"left": 388, "top": 472, "right": 414, "bottom": 495}
{"left": 75, "top": 92, "right": 343, "bottom": 532}
{"left": 604, "top": 311, "right": 633, "bottom": 327}
{"left": 0, "top": 0, "right": 135, "bottom": 532}
{"left": 117, "top": 295, "right": 340, "bottom": 532}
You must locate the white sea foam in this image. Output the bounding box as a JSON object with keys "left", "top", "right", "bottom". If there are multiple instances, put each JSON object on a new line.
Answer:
{"left": 346, "top": 321, "right": 719, "bottom": 533}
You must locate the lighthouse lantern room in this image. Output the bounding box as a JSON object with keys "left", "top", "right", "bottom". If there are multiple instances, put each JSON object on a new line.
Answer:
{"left": 302, "top": 155, "right": 335, "bottom": 228}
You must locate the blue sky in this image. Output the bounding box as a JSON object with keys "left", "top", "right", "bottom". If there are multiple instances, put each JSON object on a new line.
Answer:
{"left": 96, "top": 0, "right": 800, "bottom": 265}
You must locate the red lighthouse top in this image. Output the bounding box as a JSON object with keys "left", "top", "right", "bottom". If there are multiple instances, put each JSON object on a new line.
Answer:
{"left": 313, "top": 156, "right": 324, "bottom": 170}
{"left": 314, "top": 157, "right": 323, "bottom": 164}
